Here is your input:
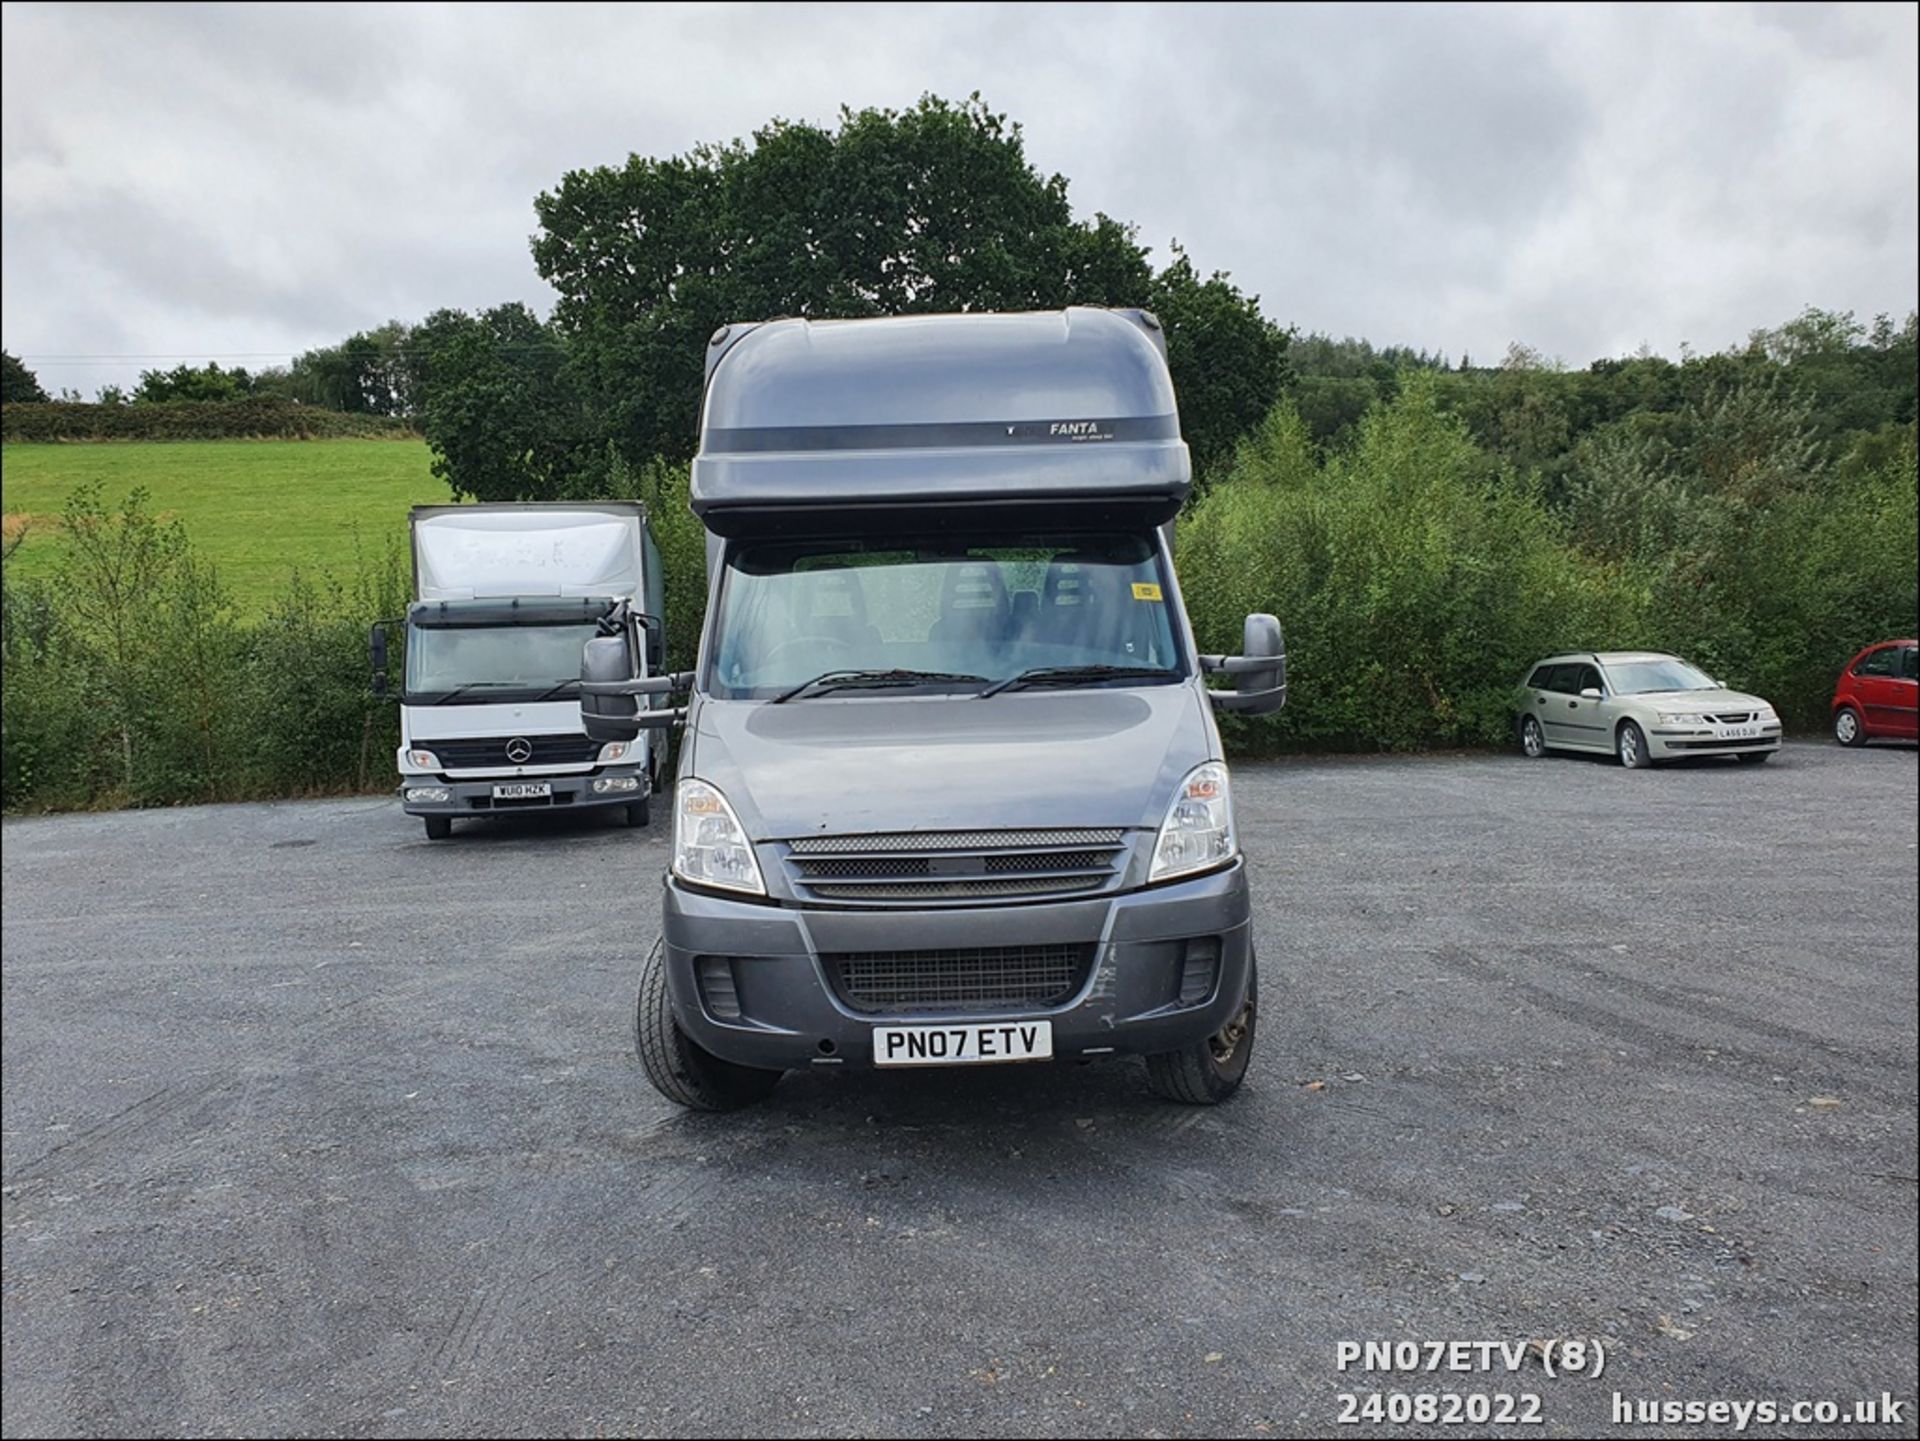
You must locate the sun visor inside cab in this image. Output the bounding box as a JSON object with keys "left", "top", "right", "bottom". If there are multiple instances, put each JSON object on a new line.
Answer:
{"left": 689, "top": 308, "right": 1193, "bottom": 536}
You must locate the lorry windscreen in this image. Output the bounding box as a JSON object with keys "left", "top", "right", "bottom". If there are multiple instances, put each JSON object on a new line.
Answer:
{"left": 406, "top": 621, "right": 605, "bottom": 703}
{"left": 708, "top": 532, "right": 1185, "bottom": 700}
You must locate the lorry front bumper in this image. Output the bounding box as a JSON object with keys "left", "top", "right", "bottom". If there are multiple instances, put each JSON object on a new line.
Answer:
{"left": 398, "top": 763, "right": 649, "bottom": 816}
{"left": 660, "top": 859, "right": 1254, "bottom": 1072}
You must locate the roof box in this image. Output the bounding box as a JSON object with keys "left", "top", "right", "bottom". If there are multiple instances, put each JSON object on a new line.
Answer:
{"left": 690, "top": 308, "right": 1190, "bottom": 534}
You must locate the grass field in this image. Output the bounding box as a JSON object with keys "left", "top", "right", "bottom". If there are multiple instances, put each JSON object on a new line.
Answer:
{"left": 1, "top": 439, "right": 444, "bottom": 612}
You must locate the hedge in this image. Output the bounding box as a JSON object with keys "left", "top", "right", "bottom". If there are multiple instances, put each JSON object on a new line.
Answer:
{"left": 1, "top": 399, "right": 420, "bottom": 443}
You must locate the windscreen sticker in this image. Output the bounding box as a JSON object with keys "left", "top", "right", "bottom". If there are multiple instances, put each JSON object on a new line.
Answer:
{"left": 1131, "top": 582, "right": 1163, "bottom": 601}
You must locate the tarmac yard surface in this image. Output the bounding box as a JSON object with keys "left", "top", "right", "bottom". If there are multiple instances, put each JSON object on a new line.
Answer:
{"left": 3, "top": 742, "right": 1916, "bottom": 1437}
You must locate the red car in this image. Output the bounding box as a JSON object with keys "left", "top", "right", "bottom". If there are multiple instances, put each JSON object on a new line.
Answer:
{"left": 1832, "top": 639, "right": 1919, "bottom": 746}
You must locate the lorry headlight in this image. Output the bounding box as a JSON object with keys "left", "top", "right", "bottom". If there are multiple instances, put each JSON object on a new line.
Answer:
{"left": 672, "top": 780, "right": 766, "bottom": 896}
{"left": 597, "top": 740, "right": 632, "bottom": 763}
{"left": 406, "top": 749, "right": 441, "bottom": 770}
{"left": 1150, "top": 761, "right": 1237, "bottom": 884}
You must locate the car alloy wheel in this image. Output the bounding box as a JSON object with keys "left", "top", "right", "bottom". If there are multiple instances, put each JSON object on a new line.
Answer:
{"left": 1520, "top": 715, "right": 1545, "bottom": 758}
{"left": 1618, "top": 721, "right": 1650, "bottom": 769}
{"left": 1834, "top": 707, "right": 1863, "bottom": 747}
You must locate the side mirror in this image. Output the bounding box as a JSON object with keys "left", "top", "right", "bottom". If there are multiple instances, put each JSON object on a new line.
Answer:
{"left": 580, "top": 635, "right": 643, "bottom": 745}
{"left": 1205, "top": 614, "right": 1288, "bottom": 715}
{"left": 639, "top": 614, "right": 666, "bottom": 672}
{"left": 1580, "top": 687, "right": 1603, "bottom": 700}
{"left": 369, "top": 622, "right": 390, "bottom": 699}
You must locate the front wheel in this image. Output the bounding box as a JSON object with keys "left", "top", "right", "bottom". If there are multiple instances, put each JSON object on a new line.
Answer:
{"left": 1145, "top": 956, "right": 1258, "bottom": 1104}
{"left": 1518, "top": 714, "right": 1546, "bottom": 759}
{"left": 625, "top": 796, "right": 650, "bottom": 828}
{"left": 635, "top": 937, "right": 780, "bottom": 1111}
{"left": 1834, "top": 706, "right": 1866, "bottom": 747}
{"left": 423, "top": 815, "right": 453, "bottom": 841}
{"left": 1617, "top": 720, "right": 1653, "bottom": 770}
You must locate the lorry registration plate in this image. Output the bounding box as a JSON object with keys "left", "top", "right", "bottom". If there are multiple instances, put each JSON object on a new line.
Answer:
{"left": 492, "top": 782, "right": 552, "bottom": 800}
{"left": 873, "top": 1020, "right": 1053, "bottom": 1067}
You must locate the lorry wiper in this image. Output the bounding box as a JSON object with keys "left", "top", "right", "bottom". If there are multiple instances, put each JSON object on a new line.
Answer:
{"left": 771, "top": 668, "right": 988, "bottom": 703}
{"left": 977, "top": 664, "right": 1174, "bottom": 698}
{"left": 526, "top": 678, "right": 582, "bottom": 703}
{"left": 430, "top": 681, "right": 523, "bottom": 705}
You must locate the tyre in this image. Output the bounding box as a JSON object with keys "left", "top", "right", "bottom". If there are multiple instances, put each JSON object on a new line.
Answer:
{"left": 1833, "top": 706, "right": 1866, "bottom": 747}
{"left": 1737, "top": 751, "right": 1773, "bottom": 765}
{"left": 423, "top": 815, "right": 453, "bottom": 841}
{"left": 1616, "top": 720, "right": 1653, "bottom": 769}
{"left": 635, "top": 937, "right": 780, "bottom": 1111}
{"left": 1145, "top": 954, "right": 1258, "bottom": 1105}
{"left": 1518, "top": 714, "right": 1546, "bottom": 759}
{"left": 625, "top": 796, "right": 651, "bottom": 828}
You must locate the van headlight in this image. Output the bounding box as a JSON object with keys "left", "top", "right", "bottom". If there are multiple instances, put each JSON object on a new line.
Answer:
{"left": 673, "top": 780, "right": 766, "bottom": 895}
{"left": 1150, "top": 761, "right": 1237, "bottom": 883}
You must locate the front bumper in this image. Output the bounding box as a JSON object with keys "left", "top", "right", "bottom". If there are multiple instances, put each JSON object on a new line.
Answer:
{"left": 660, "top": 859, "right": 1254, "bottom": 1072}
{"left": 398, "top": 763, "right": 649, "bottom": 815}
{"left": 1645, "top": 727, "right": 1783, "bottom": 759}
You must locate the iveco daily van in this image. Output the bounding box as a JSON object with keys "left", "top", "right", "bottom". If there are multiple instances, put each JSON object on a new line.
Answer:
{"left": 373, "top": 502, "right": 666, "bottom": 839}
{"left": 580, "top": 309, "right": 1287, "bottom": 1107}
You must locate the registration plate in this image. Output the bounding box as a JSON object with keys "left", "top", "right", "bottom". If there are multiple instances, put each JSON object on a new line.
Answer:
{"left": 873, "top": 1020, "right": 1054, "bottom": 1068}
{"left": 1717, "top": 725, "right": 1760, "bottom": 740}
{"left": 491, "top": 782, "right": 552, "bottom": 800}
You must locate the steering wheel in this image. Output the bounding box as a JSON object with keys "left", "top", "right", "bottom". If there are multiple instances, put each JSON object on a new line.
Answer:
{"left": 757, "top": 636, "right": 859, "bottom": 672}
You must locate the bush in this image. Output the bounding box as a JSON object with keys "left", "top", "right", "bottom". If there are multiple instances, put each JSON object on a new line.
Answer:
{"left": 1181, "top": 380, "right": 1634, "bottom": 751}
{"left": 1, "top": 487, "right": 407, "bottom": 812}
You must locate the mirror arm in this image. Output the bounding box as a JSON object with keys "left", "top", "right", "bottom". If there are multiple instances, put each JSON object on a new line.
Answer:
{"left": 1209, "top": 681, "right": 1289, "bottom": 713}
{"left": 1199, "top": 653, "right": 1275, "bottom": 676}
{"left": 580, "top": 671, "right": 694, "bottom": 697}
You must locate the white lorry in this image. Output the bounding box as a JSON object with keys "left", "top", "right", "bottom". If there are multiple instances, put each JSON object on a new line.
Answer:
{"left": 371, "top": 502, "right": 665, "bottom": 840}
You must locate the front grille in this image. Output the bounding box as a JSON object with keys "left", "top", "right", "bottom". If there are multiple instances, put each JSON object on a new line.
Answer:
{"left": 825, "top": 944, "right": 1092, "bottom": 1014}
{"left": 1670, "top": 736, "right": 1777, "bottom": 750}
{"left": 431, "top": 734, "right": 599, "bottom": 769}
{"left": 784, "top": 828, "right": 1129, "bottom": 906}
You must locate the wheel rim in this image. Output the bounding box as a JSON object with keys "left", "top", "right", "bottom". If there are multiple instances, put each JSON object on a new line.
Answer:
{"left": 1621, "top": 728, "right": 1640, "bottom": 765}
{"left": 1836, "top": 711, "right": 1858, "bottom": 743}
{"left": 1209, "top": 996, "right": 1255, "bottom": 1065}
{"left": 1522, "top": 719, "right": 1543, "bottom": 757}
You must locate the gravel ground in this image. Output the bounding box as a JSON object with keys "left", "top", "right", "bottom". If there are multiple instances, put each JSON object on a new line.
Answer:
{"left": 3, "top": 741, "right": 1916, "bottom": 1439}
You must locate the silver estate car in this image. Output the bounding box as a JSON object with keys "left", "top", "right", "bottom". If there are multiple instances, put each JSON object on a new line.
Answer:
{"left": 1515, "top": 652, "right": 1783, "bottom": 768}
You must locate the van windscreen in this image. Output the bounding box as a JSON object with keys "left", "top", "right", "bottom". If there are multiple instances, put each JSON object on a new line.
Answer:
{"left": 708, "top": 532, "right": 1185, "bottom": 699}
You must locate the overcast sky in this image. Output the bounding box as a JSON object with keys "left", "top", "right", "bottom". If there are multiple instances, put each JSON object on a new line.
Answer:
{"left": 3, "top": 1, "right": 1915, "bottom": 395}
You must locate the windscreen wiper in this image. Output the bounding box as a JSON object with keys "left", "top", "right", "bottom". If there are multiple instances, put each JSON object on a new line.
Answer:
{"left": 977, "top": 664, "right": 1174, "bottom": 699}
{"left": 771, "top": 668, "right": 988, "bottom": 704}
{"left": 430, "top": 681, "right": 522, "bottom": 705}
{"left": 526, "top": 678, "right": 582, "bottom": 703}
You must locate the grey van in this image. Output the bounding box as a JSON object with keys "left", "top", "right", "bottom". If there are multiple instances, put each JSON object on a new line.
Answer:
{"left": 581, "top": 308, "right": 1288, "bottom": 1109}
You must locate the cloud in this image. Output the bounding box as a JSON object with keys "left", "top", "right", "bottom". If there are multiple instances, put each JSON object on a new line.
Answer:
{"left": 3, "top": 1, "right": 1913, "bottom": 394}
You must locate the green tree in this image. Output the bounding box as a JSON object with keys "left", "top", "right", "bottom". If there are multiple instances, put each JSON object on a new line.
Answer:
{"left": 133, "top": 361, "right": 255, "bottom": 404}
{"left": 530, "top": 94, "right": 1156, "bottom": 468}
{"left": 2, "top": 350, "right": 49, "bottom": 403}
{"left": 1147, "top": 248, "right": 1293, "bottom": 477}
{"left": 410, "top": 304, "right": 581, "bottom": 503}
